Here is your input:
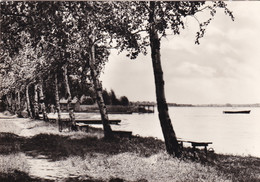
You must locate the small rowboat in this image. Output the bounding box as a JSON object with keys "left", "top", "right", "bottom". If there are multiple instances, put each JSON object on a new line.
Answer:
{"left": 223, "top": 110, "right": 251, "bottom": 114}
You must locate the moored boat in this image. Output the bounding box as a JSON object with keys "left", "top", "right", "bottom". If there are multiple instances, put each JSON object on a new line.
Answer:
{"left": 223, "top": 110, "right": 251, "bottom": 114}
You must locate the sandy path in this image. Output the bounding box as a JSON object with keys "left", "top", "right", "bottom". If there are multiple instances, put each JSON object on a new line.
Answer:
{"left": 0, "top": 114, "right": 83, "bottom": 180}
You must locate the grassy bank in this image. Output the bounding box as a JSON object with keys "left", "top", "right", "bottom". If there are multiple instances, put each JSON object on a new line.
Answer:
{"left": 0, "top": 153, "right": 47, "bottom": 182}
{"left": 0, "top": 117, "right": 260, "bottom": 181}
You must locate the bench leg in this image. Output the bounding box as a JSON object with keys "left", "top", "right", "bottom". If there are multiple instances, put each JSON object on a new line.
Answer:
{"left": 178, "top": 141, "right": 183, "bottom": 151}
{"left": 204, "top": 146, "right": 208, "bottom": 159}
{"left": 193, "top": 146, "right": 196, "bottom": 159}
{"left": 58, "top": 121, "right": 63, "bottom": 132}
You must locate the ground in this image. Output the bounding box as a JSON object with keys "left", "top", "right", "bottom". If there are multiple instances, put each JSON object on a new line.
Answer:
{"left": 0, "top": 112, "right": 260, "bottom": 181}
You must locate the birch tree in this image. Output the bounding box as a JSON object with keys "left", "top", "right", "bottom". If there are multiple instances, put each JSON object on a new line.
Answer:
{"left": 1, "top": 2, "right": 114, "bottom": 135}
{"left": 64, "top": 2, "right": 115, "bottom": 137}
{"left": 103, "top": 1, "right": 234, "bottom": 156}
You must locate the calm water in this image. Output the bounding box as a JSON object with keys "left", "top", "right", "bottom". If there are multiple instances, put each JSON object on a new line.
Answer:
{"left": 105, "top": 107, "right": 260, "bottom": 157}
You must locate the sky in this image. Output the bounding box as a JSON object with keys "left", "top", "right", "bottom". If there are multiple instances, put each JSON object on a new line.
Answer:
{"left": 100, "top": 2, "right": 260, "bottom": 105}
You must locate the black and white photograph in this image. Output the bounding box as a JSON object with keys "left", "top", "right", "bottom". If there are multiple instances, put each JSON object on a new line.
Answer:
{"left": 0, "top": 1, "right": 260, "bottom": 181}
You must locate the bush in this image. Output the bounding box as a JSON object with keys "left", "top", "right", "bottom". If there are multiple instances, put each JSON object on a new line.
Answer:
{"left": 119, "top": 96, "right": 129, "bottom": 106}
{"left": 82, "top": 97, "right": 94, "bottom": 105}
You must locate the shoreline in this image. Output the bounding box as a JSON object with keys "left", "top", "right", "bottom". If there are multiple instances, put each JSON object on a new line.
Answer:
{"left": 43, "top": 109, "right": 260, "bottom": 158}
{"left": 0, "top": 114, "right": 260, "bottom": 181}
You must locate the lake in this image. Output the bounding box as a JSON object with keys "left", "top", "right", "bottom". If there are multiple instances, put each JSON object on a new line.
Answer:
{"left": 103, "top": 107, "right": 260, "bottom": 158}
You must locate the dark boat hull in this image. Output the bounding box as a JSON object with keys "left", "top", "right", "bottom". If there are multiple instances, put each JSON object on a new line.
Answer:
{"left": 223, "top": 110, "right": 251, "bottom": 114}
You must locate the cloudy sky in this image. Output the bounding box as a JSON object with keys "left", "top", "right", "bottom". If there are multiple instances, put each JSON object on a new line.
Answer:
{"left": 100, "top": 2, "right": 260, "bottom": 105}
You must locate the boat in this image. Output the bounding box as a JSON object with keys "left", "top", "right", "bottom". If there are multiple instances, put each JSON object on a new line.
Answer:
{"left": 223, "top": 110, "right": 251, "bottom": 114}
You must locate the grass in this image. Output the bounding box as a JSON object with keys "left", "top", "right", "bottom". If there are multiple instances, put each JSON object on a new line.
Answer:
{"left": 0, "top": 132, "right": 165, "bottom": 160}
{"left": 0, "top": 116, "right": 260, "bottom": 181}
{"left": 0, "top": 153, "right": 43, "bottom": 182}
{"left": 0, "top": 170, "right": 42, "bottom": 182}
{"left": 207, "top": 153, "right": 260, "bottom": 182}
{"left": 1, "top": 132, "right": 260, "bottom": 181}
{"left": 59, "top": 152, "right": 229, "bottom": 182}
{"left": 0, "top": 153, "right": 29, "bottom": 174}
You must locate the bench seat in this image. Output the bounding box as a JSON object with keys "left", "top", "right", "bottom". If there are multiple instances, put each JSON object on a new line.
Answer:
{"left": 178, "top": 139, "right": 213, "bottom": 159}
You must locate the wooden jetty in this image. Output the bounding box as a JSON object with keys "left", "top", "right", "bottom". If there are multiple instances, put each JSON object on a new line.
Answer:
{"left": 138, "top": 103, "right": 155, "bottom": 113}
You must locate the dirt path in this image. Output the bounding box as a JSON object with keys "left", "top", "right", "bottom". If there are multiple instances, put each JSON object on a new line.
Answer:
{"left": 0, "top": 114, "right": 93, "bottom": 180}
{"left": 25, "top": 155, "right": 79, "bottom": 180}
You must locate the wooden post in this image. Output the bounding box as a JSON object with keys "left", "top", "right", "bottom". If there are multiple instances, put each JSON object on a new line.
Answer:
{"left": 193, "top": 145, "right": 196, "bottom": 159}
{"left": 204, "top": 146, "right": 208, "bottom": 159}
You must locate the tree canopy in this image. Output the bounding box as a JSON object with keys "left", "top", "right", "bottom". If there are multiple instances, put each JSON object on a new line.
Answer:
{"left": 0, "top": 1, "right": 233, "bottom": 151}
{"left": 94, "top": 1, "right": 234, "bottom": 156}
{"left": 1, "top": 1, "right": 112, "bottom": 100}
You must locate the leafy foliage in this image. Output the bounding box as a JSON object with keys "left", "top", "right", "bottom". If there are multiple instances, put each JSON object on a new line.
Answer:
{"left": 1, "top": 1, "right": 234, "bottom": 144}
{"left": 102, "top": 89, "right": 129, "bottom": 106}
{"left": 0, "top": 2, "right": 113, "bottom": 108}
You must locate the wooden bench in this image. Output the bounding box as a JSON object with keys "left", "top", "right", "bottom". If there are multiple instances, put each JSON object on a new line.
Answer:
{"left": 76, "top": 119, "right": 121, "bottom": 125}
{"left": 44, "top": 118, "right": 121, "bottom": 131}
{"left": 76, "top": 123, "right": 89, "bottom": 132}
{"left": 178, "top": 139, "right": 213, "bottom": 159}
{"left": 40, "top": 116, "right": 121, "bottom": 125}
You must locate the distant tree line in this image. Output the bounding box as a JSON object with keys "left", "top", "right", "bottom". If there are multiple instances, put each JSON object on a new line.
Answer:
{"left": 78, "top": 89, "right": 129, "bottom": 106}
{"left": 102, "top": 89, "right": 129, "bottom": 106}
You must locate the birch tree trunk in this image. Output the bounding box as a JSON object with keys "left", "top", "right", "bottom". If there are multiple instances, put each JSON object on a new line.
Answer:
{"left": 89, "top": 37, "right": 113, "bottom": 138}
{"left": 55, "top": 73, "right": 62, "bottom": 132}
{"left": 34, "top": 84, "right": 39, "bottom": 119}
{"left": 26, "top": 84, "right": 32, "bottom": 118}
{"left": 14, "top": 89, "right": 18, "bottom": 113}
{"left": 15, "top": 88, "right": 21, "bottom": 117}
{"left": 10, "top": 92, "right": 16, "bottom": 113}
{"left": 6, "top": 93, "right": 12, "bottom": 112}
{"left": 39, "top": 79, "right": 48, "bottom": 121}
{"left": 17, "top": 89, "right": 20, "bottom": 112}
{"left": 148, "top": 1, "right": 180, "bottom": 157}
{"left": 62, "top": 63, "right": 72, "bottom": 111}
